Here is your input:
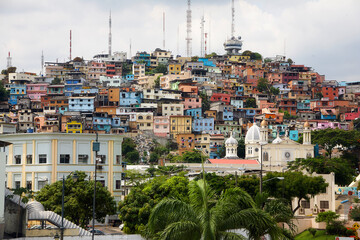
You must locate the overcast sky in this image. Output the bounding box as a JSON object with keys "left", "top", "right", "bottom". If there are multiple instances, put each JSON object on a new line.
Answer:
{"left": 0, "top": 0, "right": 359, "bottom": 81}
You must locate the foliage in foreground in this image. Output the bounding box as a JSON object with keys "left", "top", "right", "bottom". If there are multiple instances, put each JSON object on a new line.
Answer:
{"left": 144, "top": 179, "right": 285, "bottom": 240}
{"left": 36, "top": 171, "right": 116, "bottom": 227}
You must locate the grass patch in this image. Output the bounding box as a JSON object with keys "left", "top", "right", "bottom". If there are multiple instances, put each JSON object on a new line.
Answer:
{"left": 295, "top": 229, "right": 337, "bottom": 240}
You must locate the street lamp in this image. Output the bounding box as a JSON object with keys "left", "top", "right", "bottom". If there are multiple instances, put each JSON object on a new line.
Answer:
{"left": 61, "top": 172, "right": 78, "bottom": 240}
{"left": 262, "top": 177, "right": 284, "bottom": 183}
{"left": 259, "top": 143, "right": 267, "bottom": 193}
{"left": 92, "top": 133, "right": 100, "bottom": 240}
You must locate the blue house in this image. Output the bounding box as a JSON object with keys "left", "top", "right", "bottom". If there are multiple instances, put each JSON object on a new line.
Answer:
{"left": 234, "top": 86, "right": 244, "bottom": 96}
{"left": 119, "top": 91, "right": 142, "bottom": 106}
{"left": 9, "top": 84, "right": 26, "bottom": 105}
{"left": 192, "top": 118, "right": 214, "bottom": 132}
{"left": 125, "top": 75, "right": 134, "bottom": 81}
{"left": 133, "top": 52, "right": 151, "bottom": 66}
{"left": 297, "top": 100, "right": 310, "bottom": 111}
{"left": 65, "top": 79, "right": 84, "bottom": 96}
{"left": 222, "top": 111, "right": 234, "bottom": 121}
{"left": 68, "top": 96, "right": 95, "bottom": 112}
{"left": 320, "top": 109, "right": 336, "bottom": 120}
{"left": 198, "top": 58, "right": 216, "bottom": 67}
{"left": 289, "top": 130, "right": 299, "bottom": 141}
{"left": 185, "top": 108, "right": 202, "bottom": 119}
{"left": 73, "top": 88, "right": 98, "bottom": 95}
{"left": 93, "top": 115, "right": 112, "bottom": 133}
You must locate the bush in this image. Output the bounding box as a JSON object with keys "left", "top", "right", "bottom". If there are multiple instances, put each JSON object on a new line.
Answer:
{"left": 326, "top": 221, "right": 347, "bottom": 236}
{"left": 345, "top": 228, "right": 356, "bottom": 237}
{"left": 308, "top": 228, "right": 317, "bottom": 237}
{"left": 350, "top": 206, "right": 360, "bottom": 221}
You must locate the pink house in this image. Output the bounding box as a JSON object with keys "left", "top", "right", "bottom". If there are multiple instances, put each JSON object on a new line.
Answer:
{"left": 183, "top": 97, "right": 202, "bottom": 110}
{"left": 153, "top": 116, "right": 169, "bottom": 137}
{"left": 344, "top": 107, "right": 360, "bottom": 121}
{"left": 312, "top": 121, "right": 349, "bottom": 130}
{"left": 27, "top": 83, "right": 49, "bottom": 102}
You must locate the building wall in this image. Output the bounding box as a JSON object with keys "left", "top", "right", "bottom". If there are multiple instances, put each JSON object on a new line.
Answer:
{"left": 162, "top": 104, "right": 184, "bottom": 116}
{"left": 170, "top": 116, "right": 192, "bottom": 138}
{"left": 1, "top": 133, "right": 124, "bottom": 202}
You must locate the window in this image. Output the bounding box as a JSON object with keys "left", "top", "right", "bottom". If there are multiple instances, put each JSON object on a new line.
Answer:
{"left": 26, "top": 155, "right": 32, "bottom": 164}
{"left": 97, "top": 155, "right": 106, "bottom": 164}
{"left": 15, "top": 181, "right": 21, "bottom": 189}
{"left": 14, "top": 155, "right": 21, "bottom": 164}
{"left": 78, "top": 154, "right": 88, "bottom": 164}
{"left": 320, "top": 201, "right": 329, "bottom": 209}
{"left": 60, "top": 154, "right": 70, "bottom": 164}
{"left": 39, "top": 154, "right": 47, "bottom": 164}
{"left": 38, "top": 180, "right": 47, "bottom": 190}
{"left": 116, "top": 155, "right": 121, "bottom": 164}
{"left": 301, "top": 200, "right": 310, "bottom": 209}
{"left": 116, "top": 180, "right": 121, "bottom": 189}
{"left": 26, "top": 181, "right": 32, "bottom": 190}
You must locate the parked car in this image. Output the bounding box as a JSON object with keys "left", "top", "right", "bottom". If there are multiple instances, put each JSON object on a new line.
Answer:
{"left": 89, "top": 229, "right": 105, "bottom": 235}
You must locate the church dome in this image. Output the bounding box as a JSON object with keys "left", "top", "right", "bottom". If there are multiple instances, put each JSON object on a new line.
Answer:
{"left": 225, "top": 135, "right": 238, "bottom": 145}
{"left": 261, "top": 119, "right": 268, "bottom": 127}
{"left": 245, "top": 124, "right": 260, "bottom": 144}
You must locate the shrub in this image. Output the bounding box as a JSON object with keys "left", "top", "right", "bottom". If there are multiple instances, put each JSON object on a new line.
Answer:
{"left": 345, "top": 228, "right": 356, "bottom": 237}
{"left": 350, "top": 206, "right": 360, "bottom": 221}
{"left": 308, "top": 228, "right": 317, "bottom": 237}
{"left": 326, "top": 221, "right": 347, "bottom": 236}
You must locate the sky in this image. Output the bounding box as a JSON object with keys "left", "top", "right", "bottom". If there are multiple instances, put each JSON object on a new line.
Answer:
{"left": 0, "top": 0, "right": 359, "bottom": 81}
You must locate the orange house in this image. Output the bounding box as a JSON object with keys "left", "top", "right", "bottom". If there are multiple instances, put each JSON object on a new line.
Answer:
{"left": 109, "top": 88, "right": 120, "bottom": 105}
{"left": 176, "top": 133, "right": 195, "bottom": 155}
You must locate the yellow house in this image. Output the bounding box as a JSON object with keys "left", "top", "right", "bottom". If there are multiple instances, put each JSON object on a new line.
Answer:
{"left": 170, "top": 116, "right": 192, "bottom": 138}
{"left": 229, "top": 55, "right": 250, "bottom": 62}
{"left": 168, "top": 63, "right": 182, "bottom": 75}
{"left": 66, "top": 120, "right": 82, "bottom": 133}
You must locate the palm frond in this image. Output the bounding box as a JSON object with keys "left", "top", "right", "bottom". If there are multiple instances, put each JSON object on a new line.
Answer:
{"left": 160, "top": 221, "right": 201, "bottom": 240}
{"left": 218, "top": 231, "right": 247, "bottom": 240}
{"left": 148, "top": 198, "right": 198, "bottom": 233}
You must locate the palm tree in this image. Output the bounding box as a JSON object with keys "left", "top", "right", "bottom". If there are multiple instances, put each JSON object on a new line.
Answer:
{"left": 145, "top": 179, "right": 284, "bottom": 240}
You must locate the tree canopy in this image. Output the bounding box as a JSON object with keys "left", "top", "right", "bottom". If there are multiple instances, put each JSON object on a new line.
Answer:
{"left": 122, "top": 138, "right": 140, "bottom": 164}
{"left": 244, "top": 98, "right": 257, "bottom": 108}
{"left": 35, "top": 171, "right": 116, "bottom": 227}
{"left": 118, "top": 174, "right": 190, "bottom": 233}
{"left": 263, "top": 171, "right": 328, "bottom": 213}
{"left": 176, "top": 149, "right": 208, "bottom": 163}
{"left": 288, "top": 156, "right": 355, "bottom": 186}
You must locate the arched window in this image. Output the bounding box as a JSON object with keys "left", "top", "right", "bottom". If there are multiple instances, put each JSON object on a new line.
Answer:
{"left": 138, "top": 116, "right": 143, "bottom": 120}
{"left": 263, "top": 152, "right": 269, "bottom": 161}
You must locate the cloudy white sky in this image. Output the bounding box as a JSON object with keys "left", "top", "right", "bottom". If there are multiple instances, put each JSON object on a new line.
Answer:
{"left": 0, "top": 0, "right": 359, "bottom": 81}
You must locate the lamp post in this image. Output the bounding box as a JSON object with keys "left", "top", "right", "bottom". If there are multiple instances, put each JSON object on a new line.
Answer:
{"left": 92, "top": 133, "right": 100, "bottom": 240}
{"left": 259, "top": 143, "right": 267, "bottom": 193}
{"left": 60, "top": 172, "right": 78, "bottom": 240}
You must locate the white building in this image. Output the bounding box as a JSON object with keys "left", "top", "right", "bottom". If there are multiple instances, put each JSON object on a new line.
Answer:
{"left": 245, "top": 120, "right": 314, "bottom": 167}
{"left": 99, "top": 75, "right": 124, "bottom": 87}
{"left": 132, "top": 63, "right": 145, "bottom": 80}
{"left": 0, "top": 133, "right": 124, "bottom": 202}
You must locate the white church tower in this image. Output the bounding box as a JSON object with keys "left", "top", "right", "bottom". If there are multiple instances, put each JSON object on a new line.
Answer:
{"left": 260, "top": 120, "right": 268, "bottom": 144}
{"left": 225, "top": 132, "right": 238, "bottom": 159}
{"left": 303, "top": 121, "right": 311, "bottom": 145}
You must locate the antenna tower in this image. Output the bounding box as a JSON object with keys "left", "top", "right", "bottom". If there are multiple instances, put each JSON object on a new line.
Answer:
{"left": 186, "top": 0, "right": 192, "bottom": 57}
{"left": 7, "top": 52, "right": 12, "bottom": 68}
{"left": 70, "top": 30, "right": 72, "bottom": 60}
{"left": 200, "top": 16, "right": 205, "bottom": 57}
{"left": 205, "top": 33, "right": 208, "bottom": 56}
{"left": 109, "top": 10, "right": 112, "bottom": 56}
{"left": 129, "top": 39, "right": 132, "bottom": 59}
{"left": 41, "top": 51, "right": 44, "bottom": 76}
{"left": 231, "top": 0, "right": 235, "bottom": 37}
{"left": 177, "top": 25, "right": 180, "bottom": 56}
{"left": 163, "top": 12, "right": 165, "bottom": 49}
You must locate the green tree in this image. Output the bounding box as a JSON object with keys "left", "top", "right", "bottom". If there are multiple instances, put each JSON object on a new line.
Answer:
{"left": 145, "top": 180, "right": 283, "bottom": 240}
{"left": 288, "top": 157, "right": 355, "bottom": 186}
{"left": 126, "top": 150, "right": 140, "bottom": 164}
{"left": 121, "top": 62, "right": 132, "bottom": 76}
{"left": 118, "top": 175, "right": 190, "bottom": 233}
{"left": 257, "top": 78, "right": 269, "bottom": 93}
{"left": 237, "top": 138, "right": 246, "bottom": 158}
{"left": 165, "top": 139, "right": 178, "bottom": 151}
{"left": 179, "top": 149, "right": 207, "bottom": 163}
{"left": 287, "top": 58, "right": 293, "bottom": 65}
{"left": 191, "top": 56, "right": 199, "bottom": 62}
{"left": 311, "top": 129, "right": 360, "bottom": 159}
{"left": 51, "top": 77, "right": 62, "bottom": 85}
{"left": 315, "top": 211, "right": 339, "bottom": 225}
{"left": 244, "top": 98, "right": 257, "bottom": 108}
{"left": 199, "top": 91, "right": 210, "bottom": 112}
{"left": 153, "top": 64, "right": 167, "bottom": 74}
{"left": 315, "top": 92, "right": 323, "bottom": 99}
{"left": 154, "top": 76, "right": 161, "bottom": 88}
{"left": 263, "top": 171, "right": 328, "bottom": 213}
{"left": 35, "top": 171, "right": 116, "bottom": 227}
{"left": 149, "top": 152, "right": 160, "bottom": 164}
{"left": 205, "top": 52, "right": 217, "bottom": 58}
{"left": 122, "top": 138, "right": 137, "bottom": 157}
{"left": 0, "top": 82, "right": 9, "bottom": 101}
